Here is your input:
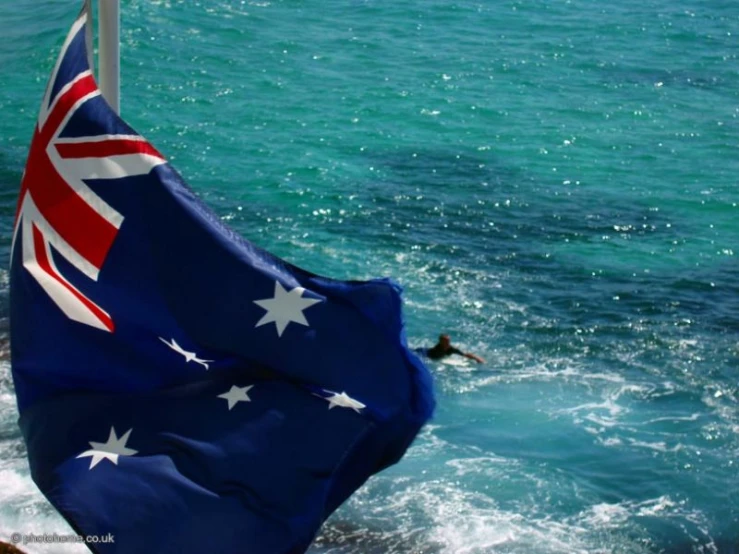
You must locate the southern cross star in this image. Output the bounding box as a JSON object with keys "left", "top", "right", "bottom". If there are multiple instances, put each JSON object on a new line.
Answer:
{"left": 76, "top": 427, "right": 137, "bottom": 469}
{"left": 253, "top": 281, "right": 322, "bottom": 337}
{"left": 319, "top": 390, "right": 366, "bottom": 413}
{"left": 218, "top": 385, "right": 254, "bottom": 410}
{"left": 159, "top": 337, "right": 213, "bottom": 370}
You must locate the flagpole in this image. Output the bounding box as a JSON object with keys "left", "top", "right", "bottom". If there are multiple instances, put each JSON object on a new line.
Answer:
{"left": 98, "top": 0, "right": 120, "bottom": 114}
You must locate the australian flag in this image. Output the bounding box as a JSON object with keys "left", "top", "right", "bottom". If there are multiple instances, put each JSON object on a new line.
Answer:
{"left": 9, "top": 2, "right": 434, "bottom": 552}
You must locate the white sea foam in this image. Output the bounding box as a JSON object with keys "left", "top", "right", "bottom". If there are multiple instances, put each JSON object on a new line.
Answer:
{"left": 626, "top": 438, "right": 685, "bottom": 453}
{"left": 445, "top": 455, "right": 512, "bottom": 477}
{"left": 317, "top": 461, "right": 690, "bottom": 554}
{"left": 558, "top": 398, "right": 625, "bottom": 427}
{"left": 577, "top": 495, "right": 708, "bottom": 532}
{"left": 0, "top": 469, "right": 86, "bottom": 554}
{"left": 416, "top": 482, "right": 649, "bottom": 554}
{"left": 643, "top": 413, "right": 701, "bottom": 424}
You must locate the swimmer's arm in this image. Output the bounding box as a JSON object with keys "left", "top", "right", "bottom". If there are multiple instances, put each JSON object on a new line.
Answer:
{"left": 451, "top": 348, "right": 485, "bottom": 364}
{"left": 462, "top": 352, "right": 485, "bottom": 364}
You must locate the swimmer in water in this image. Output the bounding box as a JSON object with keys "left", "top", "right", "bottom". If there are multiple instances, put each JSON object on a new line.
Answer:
{"left": 426, "top": 334, "right": 485, "bottom": 363}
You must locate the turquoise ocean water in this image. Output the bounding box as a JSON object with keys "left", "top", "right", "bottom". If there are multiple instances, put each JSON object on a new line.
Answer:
{"left": 1, "top": 1, "right": 738, "bottom": 552}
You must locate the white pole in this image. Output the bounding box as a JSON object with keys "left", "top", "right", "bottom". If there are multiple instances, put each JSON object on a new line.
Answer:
{"left": 98, "top": 0, "right": 120, "bottom": 114}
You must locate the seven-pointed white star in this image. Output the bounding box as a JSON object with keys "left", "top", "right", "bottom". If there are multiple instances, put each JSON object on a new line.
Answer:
{"left": 320, "top": 390, "right": 366, "bottom": 413}
{"left": 76, "top": 427, "right": 138, "bottom": 469}
{"left": 159, "top": 337, "right": 213, "bottom": 370}
{"left": 253, "top": 281, "right": 322, "bottom": 337}
{"left": 218, "top": 385, "right": 254, "bottom": 410}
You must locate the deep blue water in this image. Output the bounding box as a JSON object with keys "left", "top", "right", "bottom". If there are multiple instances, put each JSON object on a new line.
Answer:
{"left": 0, "top": 1, "right": 737, "bottom": 552}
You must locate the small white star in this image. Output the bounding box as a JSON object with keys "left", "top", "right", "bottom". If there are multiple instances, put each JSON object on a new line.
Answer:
{"left": 159, "top": 337, "right": 213, "bottom": 370}
{"left": 253, "top": 281, "right": 322, "bottom": 337}
{"left": 218, "top": 385, "right": 254, "bottom": 410}
{"left": 319, "top": 390, "right": 366, "bottom": 413}
{"left": 76, "top": 427, "right": 138, "bottom": 469}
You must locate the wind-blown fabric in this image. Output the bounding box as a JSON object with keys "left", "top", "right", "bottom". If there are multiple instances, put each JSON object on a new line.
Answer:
{"left": 9, "top": 3, "right": 434, "bottom": 552}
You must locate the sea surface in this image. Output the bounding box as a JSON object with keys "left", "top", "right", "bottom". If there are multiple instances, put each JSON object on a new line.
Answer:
{"left": 0, "top": 1, "right": 738, "bottom": 552}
